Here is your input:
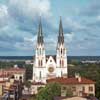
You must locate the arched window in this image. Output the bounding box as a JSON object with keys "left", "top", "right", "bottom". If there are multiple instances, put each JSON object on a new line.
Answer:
{"left": 62, "top": 60, "right": 64, "bottom": 67}
{"left": 61, "top": 48, "right": 62, "bottom": 54}
{"left": 41, "top": 60, "right": 43, "bottom": 67}
{"left": 20, "top": 76, "right": 22, "bottom": 80}
{"left": 38, "top": 60, "right": 41, "bottom": 67}
{"left": 60, "top": 60, "right": 62, "bottom": 67}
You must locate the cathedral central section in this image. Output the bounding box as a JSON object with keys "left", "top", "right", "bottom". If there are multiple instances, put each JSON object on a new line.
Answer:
{"left": 33, "top": 18, "right": 68, "bottom": 83}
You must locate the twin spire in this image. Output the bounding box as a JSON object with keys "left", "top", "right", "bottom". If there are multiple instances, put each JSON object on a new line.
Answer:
{"left": 58, "top": 17, "right": 64, "bottom": 45}
{"left": 37, "top": 17, "right": 64, "bottom": 45}
{"left": 37, "top": 17, "right": 44, "bottom": 45}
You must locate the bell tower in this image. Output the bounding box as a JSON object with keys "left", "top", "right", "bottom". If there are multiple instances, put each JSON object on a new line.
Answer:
{"left": 56, "top": 17, "right": 68, "bottom": 77}
{"left": 35, "top": 17, "right": 45, "bottom": 68}
{"left": 33, "top": 17, "right": 46, "bottom": 82}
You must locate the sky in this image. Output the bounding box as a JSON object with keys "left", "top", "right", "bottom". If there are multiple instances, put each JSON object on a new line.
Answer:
{"left": 0, "top": 0, "right": 100, "bottom": 56}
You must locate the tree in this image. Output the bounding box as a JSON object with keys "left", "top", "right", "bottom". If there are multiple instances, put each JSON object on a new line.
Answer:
{"left": 24, "top": 81, "right": 31, "bottom": 91}
{"left": 37, "top": 82, "right": 61, "bottom": 100}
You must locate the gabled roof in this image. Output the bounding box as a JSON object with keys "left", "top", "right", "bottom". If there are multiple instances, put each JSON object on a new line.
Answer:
{"left": 46, "top": 55, "right": 56, "bottom": 62}
{"left": 47, "top": 77, "right": 95, "bottom": 85}
{"left": 46, "top": 56, "right": 56, "bottom": 65}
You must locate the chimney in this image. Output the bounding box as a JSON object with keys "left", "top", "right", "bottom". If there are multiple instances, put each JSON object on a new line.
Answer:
{"left": 75, "top": 73, "right": 81, "bottom": 82}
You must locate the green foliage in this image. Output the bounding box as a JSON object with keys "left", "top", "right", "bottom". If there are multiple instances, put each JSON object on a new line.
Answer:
{"left": 37, "top": 87, "right": 44, "bottom": 92}
{"left": 0, "top": 61, "right": 25, "bottom": 69}
{"left": 95, "top": 80, "right": 100, "bottom": 100}
{"left": 37, "top": 82, "right": 61, "bottom": 100}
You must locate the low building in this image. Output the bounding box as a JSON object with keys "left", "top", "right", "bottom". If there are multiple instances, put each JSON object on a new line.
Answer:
{"left": 47, "top": 75, "right": 95, "bottom": 97}
{"left": 0, "top": 65, "right": 26, "bottom": 82}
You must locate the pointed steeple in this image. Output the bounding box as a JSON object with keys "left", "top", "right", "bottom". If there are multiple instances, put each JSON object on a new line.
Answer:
{"left": 58, "top": 17, "right": 64, "bottom": 45}
{"left": 37, "top": 17, "right": 44, "bottom": 45}
{"left": 59, "top": 17, "right": 63, "bottom": 36}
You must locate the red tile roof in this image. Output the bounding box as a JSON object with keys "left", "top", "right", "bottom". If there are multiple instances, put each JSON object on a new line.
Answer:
{"left": 47, "top": 77, "right": 95, "bottom": 85}
{"left": 0, "top": 80, "right": 6, "bottom": 84}
{"left": 5, "top": 67, "right": 25, "bottom": 72}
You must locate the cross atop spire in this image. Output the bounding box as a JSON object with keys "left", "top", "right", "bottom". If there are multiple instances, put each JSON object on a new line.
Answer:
{"left": 37, "top": 16, "right": 44, "bottom": 45}
{"left": 58, "top": 17, "right": 64, "bottom": 45}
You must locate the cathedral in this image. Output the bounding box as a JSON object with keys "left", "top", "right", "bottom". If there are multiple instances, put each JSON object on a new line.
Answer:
{"left": 33, "top": 18, "right": 68, "bottom": 83}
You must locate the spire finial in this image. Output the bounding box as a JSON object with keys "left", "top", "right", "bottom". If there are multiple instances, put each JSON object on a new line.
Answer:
{"left": 59, "top": 16, "right": 63, "bottom": 36}
{"left": 37, "top": 16, "right": 44, "bottom": 45}
{"left": 58, "top": 17, "right": 64, "bottom": 44}
{"left": 39, "top": 16, "right": 42, "bottom": 36}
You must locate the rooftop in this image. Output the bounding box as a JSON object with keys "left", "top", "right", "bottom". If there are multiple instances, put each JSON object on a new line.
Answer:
{"left": 47, "top": 77, "right": 95, "bottom": 85}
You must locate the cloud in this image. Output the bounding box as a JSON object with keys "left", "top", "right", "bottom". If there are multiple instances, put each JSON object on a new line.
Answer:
{"left": 80, "top": 0, "right": 100, "bottom": 17}
{"left": 0, "top": 5, "right": 9, "bottom": 28}
{"left": 8, "top": 0, "right": 51, "bottom": 21}
{"left": 0, "top": 0, "right": 100, "bottom": 56}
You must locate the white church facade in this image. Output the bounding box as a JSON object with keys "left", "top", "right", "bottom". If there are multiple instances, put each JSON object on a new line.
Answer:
{"left": 33, "top": 18, "right": 67, "bottom": 83}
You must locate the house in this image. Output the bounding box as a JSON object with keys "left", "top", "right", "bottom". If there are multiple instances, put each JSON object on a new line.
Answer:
{"left": 47, "top": 74, "right": 95, "bottom": 97}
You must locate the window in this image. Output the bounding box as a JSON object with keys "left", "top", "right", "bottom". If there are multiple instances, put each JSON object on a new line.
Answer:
{"left": 38, "top": 60, "right": 42, "bottom": 67}
{"left": 72, "top": 87, "right": 76, "bottom": 91}
{"left": 50, "top": 60, "right": 52, "bottom": 62}
{"left": 62, "top": 86, "right": 66, "bottom": 90}
{"left": 20, "top": 76, "right": 22, "bottom": 80}
{"left": 61, "top": 48, "right": 62, "bottom": 54}
{"left": 62, "top": 60, "right": 64, "bottom": 67}
{"left": 38, "top": 60, "right": 40, "bottom": 67}
{"left": 60, "top": 60, "right": 62, "bottom": 67}
{"left": 41, "top": 60, "right": 42, "bottom": 67}
{"left": 82, "top": 86, "right": 85, "bottom": 92}
{"left": 89, "top": 86, "right": 93, "bottom": 92}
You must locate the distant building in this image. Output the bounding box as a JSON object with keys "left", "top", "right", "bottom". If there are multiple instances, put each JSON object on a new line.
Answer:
{"left": 33, "top": 17, "right": 68, "bottom": 83}
{"left": 81, "top": 60, "right": 100, "bottom": 64}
